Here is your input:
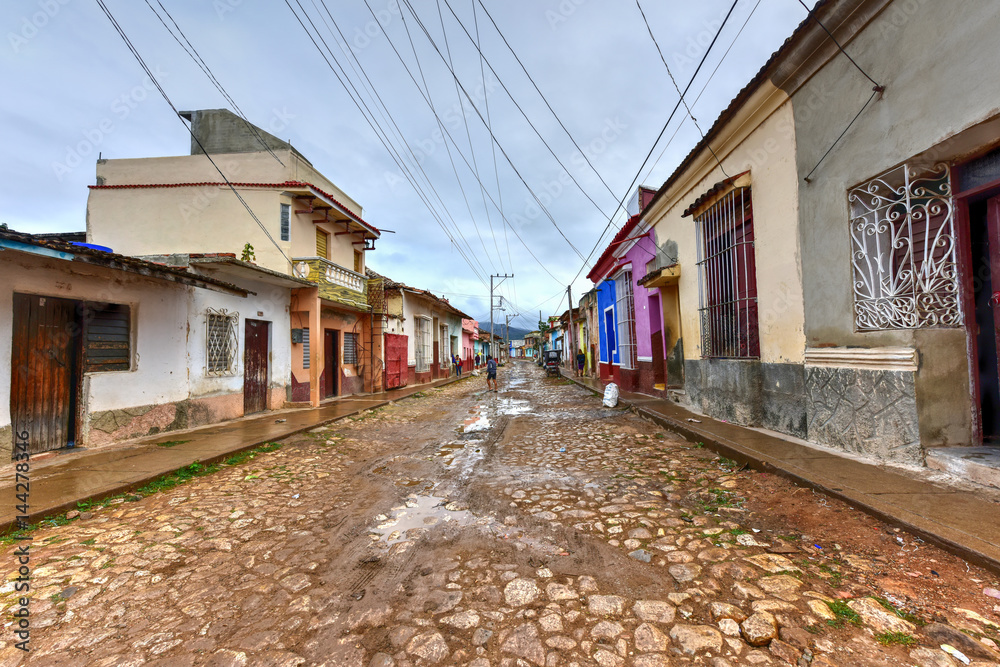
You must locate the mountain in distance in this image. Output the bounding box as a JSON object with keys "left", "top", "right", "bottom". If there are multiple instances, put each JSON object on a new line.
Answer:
{"left": 474, "top": 321, "right": 532, "bottom": 340}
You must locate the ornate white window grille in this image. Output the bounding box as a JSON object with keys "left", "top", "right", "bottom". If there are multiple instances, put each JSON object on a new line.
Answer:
{"left": 614, "top": 269, "right": 637, "bottom": 369}
{"left": 415, "top": 316, "right": 431, "bottom": 372}
{"left": 344, "top": 332, "right": 357, "bottom": 364}
{"left": 206, "top": 308, "right": 239, "bottom": 376}
{"left": 695, "top": 186, "right": 759, "bottom": 359}
{"left": 440, "top": 325, "right": 449, "bottom": 364}
{"left": 849, "top": 163, "right": 961, "bottom": 330}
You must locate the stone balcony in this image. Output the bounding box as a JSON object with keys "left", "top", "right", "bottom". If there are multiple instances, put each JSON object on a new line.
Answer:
{"left": 292, "top": 257, "right": 369, "bottom": 311}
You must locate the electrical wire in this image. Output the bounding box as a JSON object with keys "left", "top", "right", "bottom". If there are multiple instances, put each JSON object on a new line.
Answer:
{"left": 569, "top": 0, "right": 743, "bottom": 286}
{"left": 468, "top": 0, "right": 620, "bottom": 205}
{"left": 94, "top": 0, "right": 293, "bottom": 269}
{"left": 306, "top": 1, "right": 495, "bottom": 286}
{"left": 143, "top": 0, "right": 285, "bottom": 167}
{"left": 636, "top": 0, "right": 729, "bottom": 179}
{"left": 397, "top": 0, "right": 588, "bottom": 262}
{"left": 795, "top": 0, "right": 883, "bottom": 90}
{"left": 285, "top": 0, "right": 492, "bottom": 289}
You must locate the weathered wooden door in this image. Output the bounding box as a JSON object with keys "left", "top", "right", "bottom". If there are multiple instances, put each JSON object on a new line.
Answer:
{"left": 323, "top": 329, "right": 339, "bottom": 398}
{"left": 10, "top": 293, "right": 81, "bottom": 455}
{"left": 243, "top": 320, "right": 269, "bottom": 415}
{"left": 384, "top": 333, "right": 407, "bottom": 389}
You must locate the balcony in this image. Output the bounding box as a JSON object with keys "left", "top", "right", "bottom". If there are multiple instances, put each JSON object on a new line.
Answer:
{"left": 292, "top": 256, "right": 369, "bottom": 310}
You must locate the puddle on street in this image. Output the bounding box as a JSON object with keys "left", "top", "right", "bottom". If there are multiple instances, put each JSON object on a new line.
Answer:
{"left": 370, "top": 495, "right": 478, "bottom": 544}
{"left": 463, "top": 408, "right": 491, "bottom": 433}
{"left": 368, "top": 495, "right": 569, "bottom": 556}
{"left": 497, "top": 398, "right": 533, "bottom": 416}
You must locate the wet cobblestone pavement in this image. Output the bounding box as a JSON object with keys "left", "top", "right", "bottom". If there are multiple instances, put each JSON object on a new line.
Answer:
{"left": 2, "top": 362, "right": 1000, "bottom": 666}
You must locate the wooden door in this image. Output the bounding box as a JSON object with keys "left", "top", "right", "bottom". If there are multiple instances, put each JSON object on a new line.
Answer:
{"left": 10, "top": 294, "right": 81, "bottom": 455}
{"left": 243, "top": 320, "right": 269, "bottom": 415}
{"left": 385, "top": 333, "right": 407, "bottom": 389}
{"left": 324, "top": 329, "right": 339, "bottom": 398}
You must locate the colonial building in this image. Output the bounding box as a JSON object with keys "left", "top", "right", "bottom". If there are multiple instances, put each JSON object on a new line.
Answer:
{"left": 641, "top": 0, "right": 1000, "bottom": 469}
{"left": 0, "top": 229, "right": 301, "bottom": 457}
{"left": 86, "top": 109, "right": 381, "bottom": 406}
{"left": 377, "top": 272, "right": 471, "bottom": 386}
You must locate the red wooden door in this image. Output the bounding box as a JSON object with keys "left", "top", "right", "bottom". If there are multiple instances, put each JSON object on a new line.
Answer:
{"left": 243, "top": 320, "right": 269, "bottom": 414}
{"left": 384, "top": 333, "right": 407, "bottom": 389}
{"left": 10, "top": 293, "right": 81, "bottom": 455}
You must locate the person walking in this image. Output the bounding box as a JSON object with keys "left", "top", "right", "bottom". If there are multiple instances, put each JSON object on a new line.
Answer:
{"left": 576, "top": 349, "right": 586, "bottom": 377}
{"left": 486, "top": 355, "right": 498, "bottom": 392}
{"left": 475, "top": 353, "right": 481, "bottom": 368}
{"left": 454, "top": 354, "right": 462, "bottom": 377}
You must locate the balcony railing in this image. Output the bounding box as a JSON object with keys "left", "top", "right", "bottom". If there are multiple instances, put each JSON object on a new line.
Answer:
{"left": 292, "top": 256, "right": 369, "bottom": 310}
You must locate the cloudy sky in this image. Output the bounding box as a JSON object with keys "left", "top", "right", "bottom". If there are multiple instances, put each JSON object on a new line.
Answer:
{"left": 1, "top": 0, "right": 808, "bottom": 329}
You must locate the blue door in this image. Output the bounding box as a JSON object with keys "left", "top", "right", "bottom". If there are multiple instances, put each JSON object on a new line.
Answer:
{"left": 605, "top": 309, "right": 616, "bottom": 364}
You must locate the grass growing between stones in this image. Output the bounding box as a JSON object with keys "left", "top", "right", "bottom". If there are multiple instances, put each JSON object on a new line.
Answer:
{"left": 0, "top": 441, "right": 286, "bottom": 546}
{"left": 825, "top": 600, "right": 863, "bottom": 628}
{"left": 871, "top": 596, "right": 924, "bottom": 626}
{"left": 874, "top": 632, "right": 917, "bottom": 647}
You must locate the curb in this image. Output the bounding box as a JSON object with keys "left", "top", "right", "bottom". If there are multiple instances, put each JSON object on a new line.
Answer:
{"left": 3, "top": 375, "right": 470, "bottom": 534}
{"left": 559, "top": 372, "right": 1000, "bottom": 576}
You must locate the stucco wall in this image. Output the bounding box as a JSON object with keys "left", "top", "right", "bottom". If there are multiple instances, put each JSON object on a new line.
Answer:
{"left": 791, "top": 0, "right": 1000, "bottom": 447}
{"left": 1, "top": 251, "right": 293, "bottom": 453}
{"left": 89, "top": 150, "right": 366, "bottom": 277}
{"left": 648, "top": 97, "right": 806, "bottom": 366}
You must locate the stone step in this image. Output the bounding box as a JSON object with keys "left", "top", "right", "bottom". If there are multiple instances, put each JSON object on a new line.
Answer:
{"left": 926, "top": 446, "right": 1000, "bottom": 490}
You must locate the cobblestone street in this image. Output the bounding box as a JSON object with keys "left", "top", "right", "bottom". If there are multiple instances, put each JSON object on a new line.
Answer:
{"left": 3, "top": 362, "right": 1000, "bottom": 666}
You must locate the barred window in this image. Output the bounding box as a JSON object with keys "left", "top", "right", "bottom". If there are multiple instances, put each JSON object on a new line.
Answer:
{"left": 614, "top": 270, "right": 637, "bottom": 369}
{"left": 695, "top": 186, "right": 759, "bottom": 359}
{"left": 849, "top": 163, "right": 961, "bottom": 330}
{"left": 206, "top": 309, "right": 239, "bottom": 375}
{"left": 344, "top": 332, "right": 357, "bottom": 364}
{"left": 280, "top": 203, "right": 291, "bottom": 242}
{"left": 415, "top": 317, "right": 431, "bottom": 372}
{"left": 302, "top": 327, "right": 310, "bottom": 369}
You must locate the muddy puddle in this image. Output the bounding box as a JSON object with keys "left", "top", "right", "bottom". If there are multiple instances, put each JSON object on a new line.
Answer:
{"left": 369, "top": 495, "right": 478, "bottom": 545}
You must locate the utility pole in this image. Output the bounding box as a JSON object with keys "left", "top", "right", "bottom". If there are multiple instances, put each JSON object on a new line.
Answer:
{"left": 490, "top": 273, "right": 513, "bottom": 360}
{"left": 505, "top": 313, "right": 512, "bottom": 362}
{"left": 567, "top": 284, "right": 575, "bottom": 370}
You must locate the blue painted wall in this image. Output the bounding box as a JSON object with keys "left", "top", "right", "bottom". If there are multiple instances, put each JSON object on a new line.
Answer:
{"left": 597, "top": 280, "right": 618, "bottom": 364}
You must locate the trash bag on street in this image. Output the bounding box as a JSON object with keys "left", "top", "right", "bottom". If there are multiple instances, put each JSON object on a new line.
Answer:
{"left": 603, "top": 383, "right": 619, "bottom": 408}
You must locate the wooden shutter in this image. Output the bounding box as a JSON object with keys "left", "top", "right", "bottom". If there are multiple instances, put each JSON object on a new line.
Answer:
{"left": 83, "top": 303, "right": 131, "bottom": 372}
{"left": 316, "top": 229, "right": 328, "bottom": 259}
{"left": 280, "top": 203, "right": 291, "bottom": 241}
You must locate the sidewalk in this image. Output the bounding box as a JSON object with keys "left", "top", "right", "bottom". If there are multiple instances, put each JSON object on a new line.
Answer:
{"left": 1, "top": 375, "right": 468, "bottom": 531}
{"left": 561, "top": 369, "right": 1000, "bottom": 574}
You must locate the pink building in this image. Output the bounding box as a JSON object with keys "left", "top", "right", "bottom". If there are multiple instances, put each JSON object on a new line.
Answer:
{"left": 462, "top": 319, "right": 478, "bottom": 372}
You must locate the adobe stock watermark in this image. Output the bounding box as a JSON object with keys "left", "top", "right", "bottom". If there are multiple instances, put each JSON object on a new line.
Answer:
{"left": 383, "top": 76, "right": 500, "bottom": 190}
{"left": 671, "top": 7, "right": 732, "bottom": 74}
{"left": 177, "top": 106, "right": 294, "bottom": 221}
{"left": 545, "top": 0, "right": 589, "bottom": 30}
{"left": 507, "top": 115, "right": 628, "bottom": 231}
{"left": 52, "top": 67, "right": 168, "bottom": 182}
{"left": 8, "top": 0, "right": 72, "bottom": 54}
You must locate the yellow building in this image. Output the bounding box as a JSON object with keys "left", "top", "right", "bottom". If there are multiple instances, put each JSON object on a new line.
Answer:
{"left": 87, "top": 109, "right": 381, "bottom": 406}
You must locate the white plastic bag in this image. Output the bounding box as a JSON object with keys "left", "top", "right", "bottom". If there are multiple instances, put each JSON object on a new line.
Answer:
{"left": 602, "top": 383, "right": 619, "bottom": 408}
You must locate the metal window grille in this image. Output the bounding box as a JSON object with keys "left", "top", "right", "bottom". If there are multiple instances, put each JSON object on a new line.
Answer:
{"left": 302, "top": 327, "right": 310, "bottom": 369}
{"left": 614, "top": 270, "right": 637, "bottom": 369}
{"left": 849, "top": 163, "right": 961, "bottom": 330}
{"left": 344, "top": 332, "right": 357, "bottom": 364}
{"left": 695, "top": 186, "right": 760, "bottom": 359}
{"left": 280, "top": 203, "right": 290, "bottom": 241}
{"left": 440, "top": 325, "right": 449, "bottom": 364}
{"left": 415, "top": 317, "right": 431, "bottom": 372}
{"left": 206, "top": 308, "right": 239, "bottom": 375}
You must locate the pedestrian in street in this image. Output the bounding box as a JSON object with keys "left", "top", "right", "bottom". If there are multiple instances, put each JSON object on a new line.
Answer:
{"left": 576, "top": 349, "right": 586, "bottom": 377}
{"left": 475, "top": 353, "right": 480, "bottom": 368}
{"left": 455, "top": 354, "right": 462, "bottom": 378}
{"left": 486, "top": 355, "right": 498, "bottom": 392}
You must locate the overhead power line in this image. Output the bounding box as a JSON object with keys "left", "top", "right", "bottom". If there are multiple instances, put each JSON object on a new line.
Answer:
{"left": 142, "top": 0, "right": 285, "bottom": 167}
{"left": 94, "top": 0, "right": 292, "bottom": 269}
{"left": 569, "top": 0, "right": 744, "bottom": 286}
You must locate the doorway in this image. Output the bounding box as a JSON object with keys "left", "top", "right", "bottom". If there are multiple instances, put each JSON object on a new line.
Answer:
{"left": 323, "top": 329, "right": 339, "bottom": 398}
{"left": 10, "top": 293, "right": 82, "bottom": 454}
{"left": 604, "top": 307, "right": 616, "bottom": 367}
{"left": 243, "top": 319, "right": 270, "bottom": 415}
{"left": 969, "top": 197, "right": 1000, "bottom": 442}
